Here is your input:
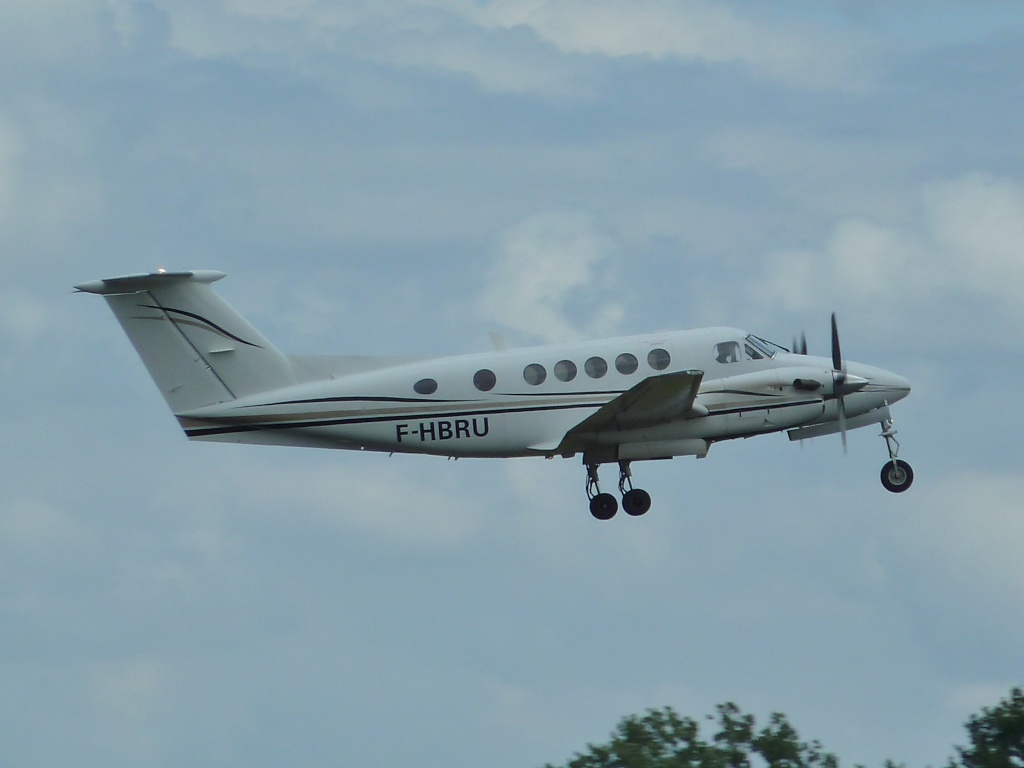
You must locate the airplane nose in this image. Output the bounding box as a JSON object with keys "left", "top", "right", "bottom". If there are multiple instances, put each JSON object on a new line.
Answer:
{"left": 875, "top": 369, "right": 911, "bottom": 403}
{"left": 844, "top": 363, "right": 911, "bottom": 403}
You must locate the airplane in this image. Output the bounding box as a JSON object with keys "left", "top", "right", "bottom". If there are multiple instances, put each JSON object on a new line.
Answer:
{"left": 76, "top": 269, "right": 914, "bottom": 520}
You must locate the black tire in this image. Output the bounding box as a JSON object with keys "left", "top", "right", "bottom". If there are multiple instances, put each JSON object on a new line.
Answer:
{"left": 622, "top": 488, "right": 652, "bottom": 517}
{"left": 881, "top": 459, "right": 914, "bottom": 493}
{"left": 589, "top": 493, "right": 618, "bottom": 520}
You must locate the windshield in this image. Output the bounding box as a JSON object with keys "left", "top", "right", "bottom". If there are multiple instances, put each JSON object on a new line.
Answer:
{"left": 744, "top": 335, "right": 777, "bottom": 360}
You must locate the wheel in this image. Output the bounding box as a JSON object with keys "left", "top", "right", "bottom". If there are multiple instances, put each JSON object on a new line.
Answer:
{"left": 589, "top": 493, "right": 619, "bottom": 520}
{"left": 881, "top": 459, "right": 914, "bottom": 493}
{"left": 622, "top": 488, "right": 652, "bottom": 517}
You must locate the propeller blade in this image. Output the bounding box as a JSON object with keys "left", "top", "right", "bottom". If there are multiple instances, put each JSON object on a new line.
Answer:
{"left": 831, "top": 312, "right": 843, "bottom": 372}
{"left": 799, "top": 331, "right": 807, "bottom": 356}
{"left": 837, "top": 388, "right": 848, "bottom": 454}
{"left": 830, "top": 313, "right": 848, "bottom": 453}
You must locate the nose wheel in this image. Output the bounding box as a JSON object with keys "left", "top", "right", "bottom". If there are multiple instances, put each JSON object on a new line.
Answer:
{"left": 585, "top": 460, "right": 653, "bottom": 519}
{"left": 879, "top": 415, "right": 914, "bottom": 493}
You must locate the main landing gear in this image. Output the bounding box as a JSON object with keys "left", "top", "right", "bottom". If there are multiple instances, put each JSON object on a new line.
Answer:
{"left": 586, "top": 460, "right": 652, "bottom": 520}
{"left": 879, "top": 415, "right": 914, "bottom": 493}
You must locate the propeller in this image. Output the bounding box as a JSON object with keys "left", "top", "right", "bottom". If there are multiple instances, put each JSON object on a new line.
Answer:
{"left": 829, "top": 314, "right": 869, "bottom": 451}
{"left": 792, "top": 331, "right": 808, "bottom": 355}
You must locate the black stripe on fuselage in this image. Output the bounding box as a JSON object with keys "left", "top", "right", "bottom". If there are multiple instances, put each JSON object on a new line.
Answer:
{"left": 182, "top": 394, "right": 825, "bottom": 438}
{"left": 264, "top": 389, "right": 628, "bottom": 407}
{"left": 265, "top": 395, "right": 473, "bottom": 406}
{"left": 183, "top": 400, "right": 607, "bottom": 437}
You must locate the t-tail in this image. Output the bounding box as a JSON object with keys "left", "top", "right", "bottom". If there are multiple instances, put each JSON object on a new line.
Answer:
{"left": 76, "top": 270, "right": 296, "bottom": 413}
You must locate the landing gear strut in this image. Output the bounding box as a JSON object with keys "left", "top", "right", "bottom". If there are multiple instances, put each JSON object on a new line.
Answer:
{"left": 585, "top": 460, "right": 652, "bottom": 520}
{"left": 618, "top": 461, "right": 652, "bottom": 517}
{"left": 879, "top": 415, "right": 914, "bottom": 493}
{"left": 586, "top": 463, "right": 618, "bottom": 520}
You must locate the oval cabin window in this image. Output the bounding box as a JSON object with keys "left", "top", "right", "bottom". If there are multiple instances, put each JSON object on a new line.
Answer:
{"left": 615, "top": 353, "right": 639, "bottom": 375}
{"left": 585, "top": 356, "right": 608, "bottom": 379}
{"left": 414, "top": 378, "right": 438, "bottom": 395}
{"left": 648, "top": 348, "right": 671, "bottom": 370}
{"left": 523, "top": 363, "right": 547, "bottom": 386}
{"left": 554, "top": 360, "right": 577, "bottom": 382}
{"left": 473, "top": 368, "right": 497, "bottom": 392}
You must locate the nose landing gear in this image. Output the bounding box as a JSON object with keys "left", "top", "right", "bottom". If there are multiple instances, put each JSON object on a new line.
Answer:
{"left": 585, "top": 460, "right": 652, "bottom": 520}
{"left": 879, "top": 415, "right": 913, "bottom": 493}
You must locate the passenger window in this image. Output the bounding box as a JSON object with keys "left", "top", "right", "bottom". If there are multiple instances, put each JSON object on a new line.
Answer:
{"left": 523, "top": 363, "right": 547, "bottom": 386}
{"left": 473, "top": 369, "right": 497, "bottom": 392}
{"left": 413, "top": 378, "right": 438, "bottom": 395}
{"left": 584, "top": 356, "right": 608, "bottom": 379}
{"left": 615, "top": 353, "right": 638, "bottom": 375}
{"left": 554, "top": 360, "right": 577, "bottom": 382}
{"left": 715, "top": 341, "right": 740, "bottom": 364}
{"left": 648, "top": 348, "right": 671, "bottom": 370}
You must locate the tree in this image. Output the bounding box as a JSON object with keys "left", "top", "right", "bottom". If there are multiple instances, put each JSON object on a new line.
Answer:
{"left": 950, "top": 687, "right": 1024, "bottom": 768}
{"left": 543, "top": 703, "right": 838, "bottom": 768}
{"left": 544, "top": 687, "right": 1024, "bottom": 768}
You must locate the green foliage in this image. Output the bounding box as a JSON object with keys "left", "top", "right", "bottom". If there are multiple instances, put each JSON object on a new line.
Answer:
{"left": 543, "top": 703, "right": 838, "bottom": 768}
{"left": 950, "top": 687, "right": 1024, "bottom": 768}
{"left": 544, "top": 687, "right": 1024, "bottom": 768}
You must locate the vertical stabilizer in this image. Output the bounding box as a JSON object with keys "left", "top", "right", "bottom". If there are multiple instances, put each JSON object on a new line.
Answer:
{"left": 76, "top": 271, "right": 296, "bottom": 412}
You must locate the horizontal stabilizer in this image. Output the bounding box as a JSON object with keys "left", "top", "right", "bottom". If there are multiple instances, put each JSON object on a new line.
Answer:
{"left": 75, "top": 270, "right": 226, "bottom": 295}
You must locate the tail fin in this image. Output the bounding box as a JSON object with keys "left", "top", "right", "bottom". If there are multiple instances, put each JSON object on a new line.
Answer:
{"left": 76, "top": 270, "right": 296, "bottom": 412}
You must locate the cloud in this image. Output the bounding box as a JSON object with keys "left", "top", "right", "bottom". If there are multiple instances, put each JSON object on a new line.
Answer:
{"left": 898, "top": 471, "right": 1024, "bottom": 610}
{"left": 881, "top": 469, "right": 1024, "bottom": 677}
{"left": 119, "top": 0, "right": 875, "bottom": 96}
{"left": 477, "top": 210, "right": 623, "bottom": 343}
{"left": 140, "top": 0, "right": 588, "bottom": 97}
{"left": 235, "top": 456, "right": 486, "bottom": 551}
{"left": 458, "top": 0, "right": 876, "bottom": 90}
{"left": 752, "top": 172, "right": 1024, "bottom": 339}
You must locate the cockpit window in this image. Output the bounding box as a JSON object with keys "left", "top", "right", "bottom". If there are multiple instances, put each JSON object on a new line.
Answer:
{"left": 744, "top": 335, "right": 776, "bottom": 360}
{"left": 715, "top": 341, "right": 741, "bottom": 364}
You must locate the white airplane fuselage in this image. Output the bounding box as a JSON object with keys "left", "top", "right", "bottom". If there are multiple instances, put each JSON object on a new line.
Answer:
{"left": 177, "top": 328, "right": 909, "bottom": 460}
{"left": 76, "top": 270, "right": 913, "bottom": 518}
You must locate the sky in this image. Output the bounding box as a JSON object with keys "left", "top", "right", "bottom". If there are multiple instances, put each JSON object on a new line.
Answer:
{"left": 2, "top": 1, "right": 1024, "bottom": 766}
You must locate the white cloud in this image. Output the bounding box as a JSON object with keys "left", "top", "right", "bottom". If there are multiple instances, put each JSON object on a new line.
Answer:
{"left": 133, "top": 0, "right": 874, "bottom": 96}
{"left": 911, "top": 471, "right": 1024, "bottom": 597}
{"left": 457, "top": 0, "right": 875, "bottom": 90}
{"left": 752, "top": 172, "right": 1024, "bottom": 338}
{"left": 237, "top": 457, "right": 485, "bottom": 551}
{"left": 923, "top": 173, "right": 1024, "bottom": 294}
{"left": 477, "top": 210, "right": 622, "bottom": 343}
{"left": 880, "top": 468, "right": 1024, "bottom": 655}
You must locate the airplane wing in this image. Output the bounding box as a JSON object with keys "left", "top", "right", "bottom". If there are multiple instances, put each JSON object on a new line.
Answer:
{"left": 553, "top": 369, "right": 704, "bottom": 454}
